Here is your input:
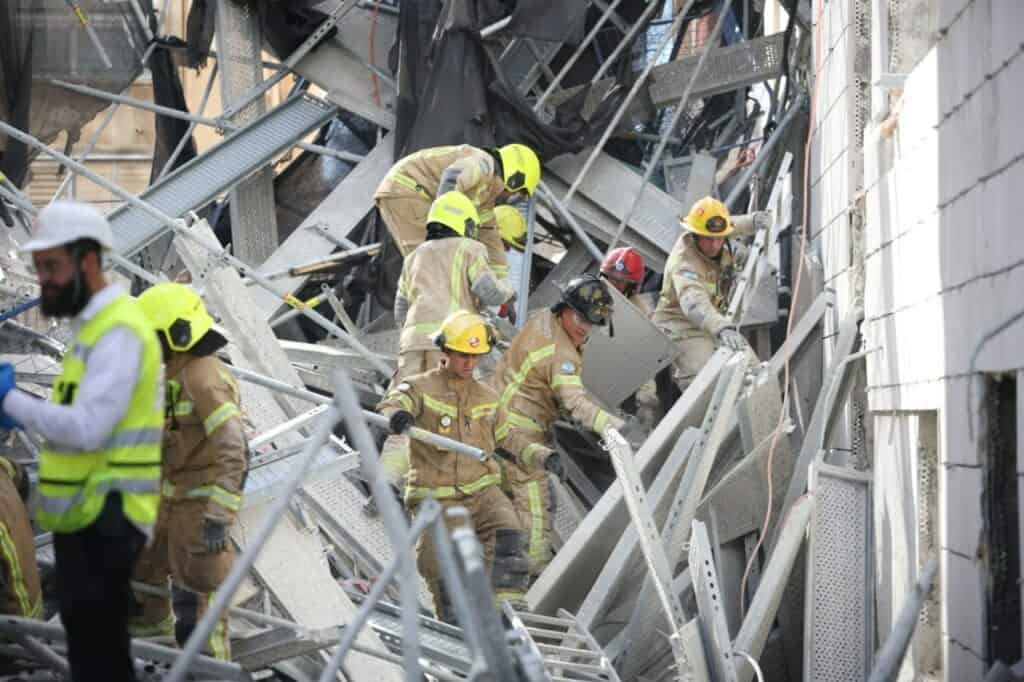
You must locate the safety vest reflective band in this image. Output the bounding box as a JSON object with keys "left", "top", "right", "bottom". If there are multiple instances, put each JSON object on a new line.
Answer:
{"left": 405, "top": 472, "right": 501, "bottom": 503}
{"left": 36, "top": 294, "right": 164, "bottom": 535}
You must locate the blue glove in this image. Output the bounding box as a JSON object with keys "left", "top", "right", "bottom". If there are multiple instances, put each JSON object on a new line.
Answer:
{"left": 0, "top": 363, "right": 14, "bottom": 403}
{"left": 0, "top": 364, "right": 20, "bottom": 431}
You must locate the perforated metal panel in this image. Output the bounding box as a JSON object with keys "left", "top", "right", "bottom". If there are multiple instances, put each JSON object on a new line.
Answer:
{"left": 648, "top": 32, "right": 787, "bottom": 107}
{"left": 805, "top": 462, "right": 874, "bottom": 681}
{"left": 550, "top": 476, "right": 583, "bottom": 547}
{"left": 301, "top": 473, "right": 434, "bottom": 606}
{"left": 108, "top": 95, "right": 336, "bottom": 256}
{"left": 361, "top": 600, "right": 473, "bottom": 671}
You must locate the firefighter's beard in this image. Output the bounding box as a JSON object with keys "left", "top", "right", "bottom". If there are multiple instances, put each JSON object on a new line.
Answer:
{"left": 41, "top": 270, "right": 90, "bottom": 318}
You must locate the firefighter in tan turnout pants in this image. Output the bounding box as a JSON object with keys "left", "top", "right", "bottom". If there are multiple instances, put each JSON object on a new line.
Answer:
{"left": 494, "top": 275, "right": 624, "bottom": 577}
{"left": 374, "top": 143, "right": 541, "bottom": 283}
{"left": 652, "top": 197, "right": 751, "bottom": 395}
{"left": 131, "top": 283, "right": 247, "bottom": 660}
{"left": 393, "top": 191, "right": 516, "bottom": 383}
{"left": 0, "top": 456, "right": 41, "bottom": 619}
{"left": 377, "top": 311, "right": 529, "bottom": 621}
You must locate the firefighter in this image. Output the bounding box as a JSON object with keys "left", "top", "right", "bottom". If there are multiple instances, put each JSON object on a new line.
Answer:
{"left": 600, "top": 246, "right": 650, "bottom": 314}
{"left": 652, "top": 196, "right": 751, "bottom": 399}
{"left": 393, "top": 191, "right": 516, "bottom": 383}
{"left": 374, "top": 143, "right": 542, "bottom": 284}
{"left": 0, "top": 200, "right": 163, "bottom": 682}
{"left": 493, "top": 275, "right": 624, "bottom": 576}
{"left": 495, "top": 204, "right": 528, "bottom": 253}
{"left": 0, "top": 456, "right": 42, "bottom": 619}
{"left": 377, "top": 311, "right": 529, "bottom": 621}
{"left": 130, "top": 283, "right": 247, "bottom": 661}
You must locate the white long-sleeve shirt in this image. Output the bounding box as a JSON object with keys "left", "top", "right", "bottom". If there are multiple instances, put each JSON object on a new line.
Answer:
{"left": 4, "top": 285, "right": 144, "bottom": 451}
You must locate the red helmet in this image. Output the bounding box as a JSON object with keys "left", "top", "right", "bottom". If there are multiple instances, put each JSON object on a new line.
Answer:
{"left": 600, "top": 247, "right": 645, "bottom": 285}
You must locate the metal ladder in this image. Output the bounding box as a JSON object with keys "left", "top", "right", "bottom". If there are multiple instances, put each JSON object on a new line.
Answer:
{"left": 504, "top": 605, "right": 622, "bottom": 682}
{"left": 108, "top": 94, "right": 336, "bottom": 256}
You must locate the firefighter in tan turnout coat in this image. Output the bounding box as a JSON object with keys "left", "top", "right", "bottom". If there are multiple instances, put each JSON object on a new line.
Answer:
{"left": 493, "top": 275, "right": 624, "bottom": 576}
{"left": 377, "top": 311, "right": 529, "bottom": 621}
{"left": 131, "top": 283, "right": 247, "bottom": 661}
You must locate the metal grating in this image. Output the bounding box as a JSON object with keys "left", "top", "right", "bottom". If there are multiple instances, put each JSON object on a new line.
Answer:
{"left": 804, "top": 462, "right": 874, "bottom": 681}
{"left": 648, "top": 32, "right": 787, "bottom": 107}
{"left": 550, "top": 476, "right": 583, "bottom": 547}
{"left": 300, "top": 473, "right": 434, "bottom": 606}
{"left": 19, "top": 2, "right": 146, "bottom": 83}
{"left": 357, "top": 598, "right": 473, "bottom": 672}
{"left": 108, "top": 95, "right": 336, "bottom": 256}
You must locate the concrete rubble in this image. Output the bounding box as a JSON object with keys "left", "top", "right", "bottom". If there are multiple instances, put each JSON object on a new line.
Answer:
{"left": 0, "top": 0, "right": 984, "bottom": 680}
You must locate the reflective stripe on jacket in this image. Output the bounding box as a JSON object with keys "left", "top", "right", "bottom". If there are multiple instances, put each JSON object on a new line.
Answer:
{"left": 36, "top": 294, "right": 164, "bottom": 536}
{"left": 161, "top": 355, "right": 247, "bottom": 524}
{"left": 651, "top": 232, "right": 737, "bottom": 341}
{"left": 377, "top": 366, "right": 502, "bottom": 503}
{"left": 374, "top": 144, "right": 509, "bottom": 278}
{"left": 396, "top": 237, "right": 509, "bottom": 352}
{"left": 492, "top": 310, "right": 623, "bottom": 470}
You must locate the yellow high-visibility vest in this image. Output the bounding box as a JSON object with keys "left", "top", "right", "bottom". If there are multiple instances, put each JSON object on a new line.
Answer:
{"left": 36, "top": 294, "right": 163, "bottom": 535}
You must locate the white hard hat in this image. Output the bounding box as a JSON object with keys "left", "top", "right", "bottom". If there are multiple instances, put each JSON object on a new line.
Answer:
{"left": 22, "top": 200, "right": 114, "bottom": 253}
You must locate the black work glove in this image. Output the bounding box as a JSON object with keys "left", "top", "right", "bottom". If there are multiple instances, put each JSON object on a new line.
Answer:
{"left": 203, "top": 518, "right": 229, "bottom": 554}
{"left": 389, "top": 410, "right": 415, "bottom": 435}
{"left": 543, "top": 452, "right": 566, "bottom": 482}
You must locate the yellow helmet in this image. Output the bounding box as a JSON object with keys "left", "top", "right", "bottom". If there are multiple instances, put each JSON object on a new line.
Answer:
{"left": 137, "top": 282, "right": 214, "bottom": 352}
{"left": 496, "top": 143, "right": 541, "bottom": 196}
{"left": 427, "top": 191, "right": 480, "bottom": 240}
{"left": 495, "top": 205, "right": 527, "bottom": 251}
{"left": 681, "top": 196, "right": 734, "bottom": 237}
{"left": 432, "top": 310, "right": 493, "bottom": 355}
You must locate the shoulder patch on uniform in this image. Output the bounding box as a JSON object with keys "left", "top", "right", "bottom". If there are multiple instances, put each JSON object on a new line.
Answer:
{"left": 682, "top": 270, "right": 700, "bottom": 281}
{"left": 396, "top": 382, "right": 411, "bottom": 392}
{"left": 560, "top": 361, "right": 576, "bottom": 374}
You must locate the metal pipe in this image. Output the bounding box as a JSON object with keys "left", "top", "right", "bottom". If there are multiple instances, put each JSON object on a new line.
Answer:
{"left": 724, "top": 93, "right": 806, "bottom": 210}
{"left": 50, "top": 79, "right": 365, "bottom": 164}
{"left": 732, "top": 494, "right": 815, "bottom": 682}
{"left": 158, "top": 62, "right": 219, "bottom": 181}
{"left": 0, "top": 183, "right": 36, "bottom": 216}
{"left": 563, "top": 1, "right": 694, "bottom": 205}
{"left": 165, "top": 393, "right": 341, "bottom": 682}
{"left": 48, "top": 40, "right": 149, "bottom": 204}
{"left": 0, "top": 615, "right": 242, "bottom": 680}
{"left": 228, "top": 365, "right": 488, "bottom": 462}
{"left": 249, "top": 404, "right": 328, "bottom": 450}
{"left": 131, "top": 581, "right": 303, "bottom": 631}
{"left": 866, "top": 557, "right": 939, "bottom": 682}
{"left": 64, "top": 0, "right": 113, "bottom": 68}
{"left": 536, "top": 182, "right": 603, "bottom": 263}
{"left": 515, "top": 198, "right": 537, "bottom": 326}
{"left": 318, "top": 502, "right": 438, "bottom": 681}
{"left": 258, "top": 242, "right": 382, "bottom": 281}
{"left": 172, "top": 226, "right": 393, "bottom": 378}
{"left": 535, "top": 0, "right": 627, "bottom": 111}
{"left": 606, "top": 0, "right": 733, "bottom": 254}
{"left": 220, "top": 0, "right": 361, "bottom": 121}
{"left": 323, "top": 372, "right": 421, "bottom": 680}
{"left": 480, "top": 16, "right": 512, "bottom": 38}
{"left": 590, "top": 0, "right": 663, "bottom": 84}
{"left": 14, "top": 635, "right": 70, "bottom": 676}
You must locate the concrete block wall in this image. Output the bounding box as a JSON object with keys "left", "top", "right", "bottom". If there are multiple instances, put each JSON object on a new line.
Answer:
{"left": 815, "top": 0, "right": 1024, "bottom": 676}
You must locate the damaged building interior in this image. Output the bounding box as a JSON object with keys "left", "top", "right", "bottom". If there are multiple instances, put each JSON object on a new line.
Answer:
{"left": 0, "top": 0, "right": 1020, "bottom": 680}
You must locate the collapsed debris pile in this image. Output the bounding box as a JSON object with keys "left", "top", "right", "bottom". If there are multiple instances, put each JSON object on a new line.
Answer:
{"left": 0, "top": 1, "right": 927, "bottom": 681}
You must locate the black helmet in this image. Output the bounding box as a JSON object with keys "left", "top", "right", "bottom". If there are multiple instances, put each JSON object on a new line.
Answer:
{"left": 555, "top": 274, "right": 613, "bottom": 326}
